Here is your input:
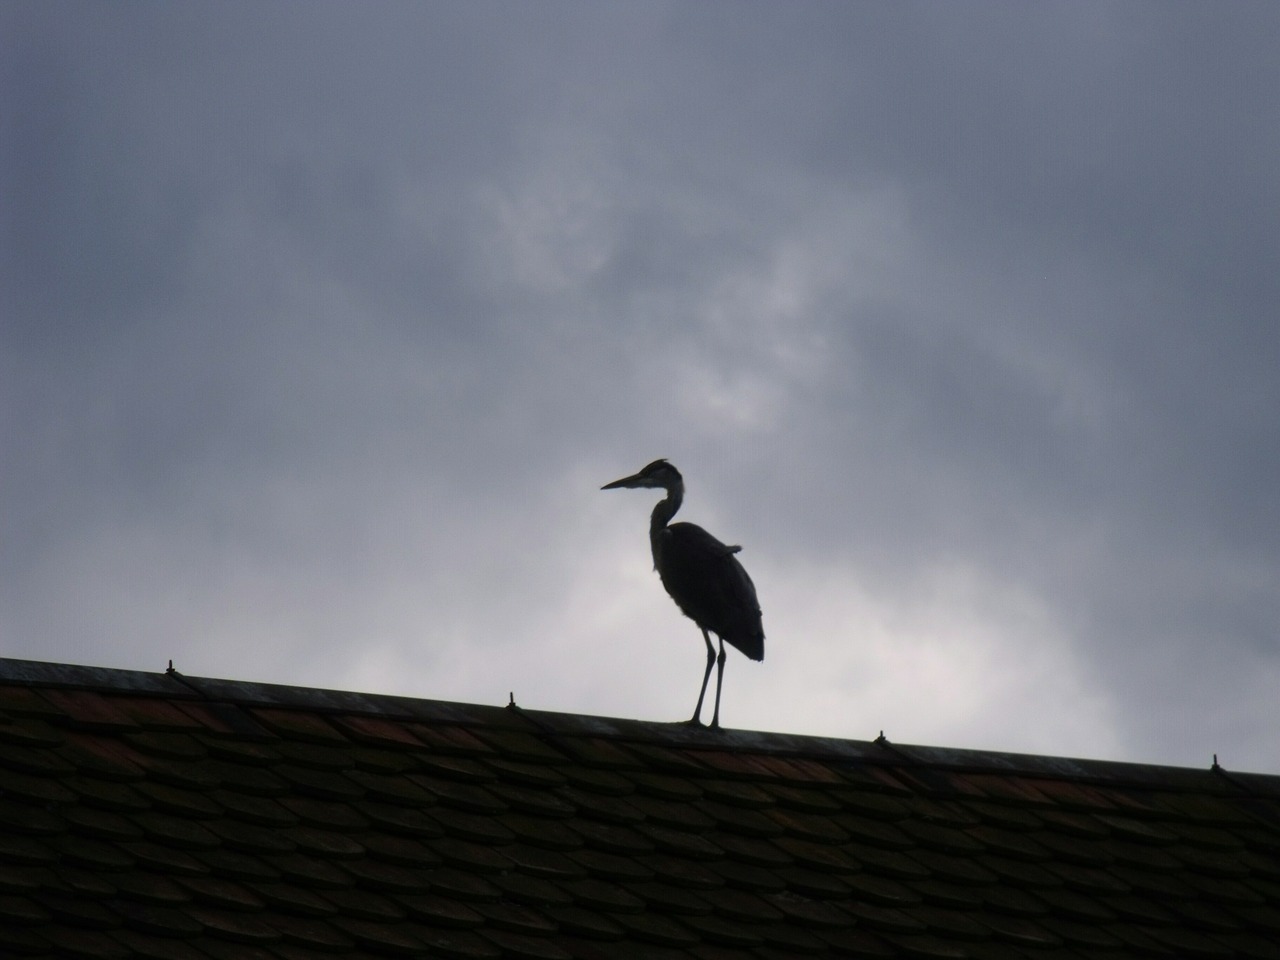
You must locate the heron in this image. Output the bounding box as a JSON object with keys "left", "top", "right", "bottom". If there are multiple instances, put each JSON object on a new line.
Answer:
{"left": 602, "top": 459, "right": 764, "bottom": 729}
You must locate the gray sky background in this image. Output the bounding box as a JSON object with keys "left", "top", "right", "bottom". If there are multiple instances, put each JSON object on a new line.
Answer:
{"left": 4, "top": 2, "right": 1278, "bottom": 771}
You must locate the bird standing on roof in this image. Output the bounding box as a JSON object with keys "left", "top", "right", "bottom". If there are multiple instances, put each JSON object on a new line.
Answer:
{"left": 602, "top": 459, "right": 764, "bottom": 729}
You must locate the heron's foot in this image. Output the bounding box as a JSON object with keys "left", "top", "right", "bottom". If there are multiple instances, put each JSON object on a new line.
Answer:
{"left": 681, "top": 717, "right": 705, "bottom": 727}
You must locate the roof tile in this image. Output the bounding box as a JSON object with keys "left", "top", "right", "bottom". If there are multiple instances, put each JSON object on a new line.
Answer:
{"left": 774, "top": 863, "right": 853, "bottom": 899}
{"left": 249, "top": 709, "right": 349, "bottom": 743}
{"left": 540, "top": 904, "right": 626, "bottom": 939}
{"left": 431, "top": 836, "right": 516, "bottom": 874}
{"left": 279, "top": 795, "right": 370, "bottom": 830}
{"left": 491, "top": 869, "right": 576, "bottom": 907}
{"left": 423, "top": 866, "right": 504, "bottom": 902}
{"left": 500, "top": 843, "right": 589, "bottom": 880}
{"left": 630, "top": 772, "right": 706, "bottom": 804}
{"left": 610, "top": 908, "right": 701, "bottom": 947}
{"left": 637, "top": 794, "right": 716, "bottom": 831}
{"left": 558, "top": 875, "right": 646, "bottom": 913}
{"left": 913, "top": 877, "right": 986, "bottom": 910}
{"left": 554, "top": 787, "right": 646, "bottom": 824}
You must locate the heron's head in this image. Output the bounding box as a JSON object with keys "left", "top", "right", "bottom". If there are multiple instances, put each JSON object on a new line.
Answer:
{"left": 601, "top": 459, "right": 683, "bottom": 492}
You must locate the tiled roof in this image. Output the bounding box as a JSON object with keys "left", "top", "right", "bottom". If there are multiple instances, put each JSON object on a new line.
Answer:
{"left": 2, "top": 658, "right": 1279, "bottom": 959}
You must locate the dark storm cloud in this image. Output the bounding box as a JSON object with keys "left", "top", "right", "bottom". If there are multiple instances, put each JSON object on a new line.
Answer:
{"left": 3, "top": 3, "right": 1277, "bottom": 768}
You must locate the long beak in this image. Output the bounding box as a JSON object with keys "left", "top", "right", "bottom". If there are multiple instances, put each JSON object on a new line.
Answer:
{"left": 601, "top": 472, "right": 643, "bottom": 490}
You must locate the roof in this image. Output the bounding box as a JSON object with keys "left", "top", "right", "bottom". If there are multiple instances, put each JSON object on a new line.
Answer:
{"left": 2, "top": 657, "right": 1279, "bottom": 959}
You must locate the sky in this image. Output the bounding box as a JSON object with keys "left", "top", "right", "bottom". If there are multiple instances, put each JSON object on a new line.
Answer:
{"left": 3, "top": 2, "right": 1278, "bottom": 772}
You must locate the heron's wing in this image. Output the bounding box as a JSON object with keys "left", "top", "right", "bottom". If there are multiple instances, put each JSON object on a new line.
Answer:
{"left": 660, "top": 522, "right": 764, "bottom": 661}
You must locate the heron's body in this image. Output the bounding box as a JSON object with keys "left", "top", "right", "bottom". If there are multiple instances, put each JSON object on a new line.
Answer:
{"left": 603, "top": 459, "right": 764, "bottom": 727}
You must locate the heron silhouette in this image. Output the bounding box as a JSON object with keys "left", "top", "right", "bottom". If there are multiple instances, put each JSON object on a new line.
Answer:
{"left": 602, "top": 459, "right": 764, "bottom": 728}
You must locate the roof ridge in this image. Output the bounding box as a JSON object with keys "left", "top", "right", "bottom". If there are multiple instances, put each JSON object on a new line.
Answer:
{"left": 3, "top": 656, "right": 1277, "bottom": 794}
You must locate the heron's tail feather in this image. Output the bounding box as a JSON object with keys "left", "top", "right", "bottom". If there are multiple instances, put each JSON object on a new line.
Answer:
{"left": 728, "top": 628, "right": 764, "bottom": 662}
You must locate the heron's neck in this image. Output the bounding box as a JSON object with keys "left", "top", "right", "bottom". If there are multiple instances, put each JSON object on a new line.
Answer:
{"left": 649, "top": 483, "right": 683, "bottom": 544}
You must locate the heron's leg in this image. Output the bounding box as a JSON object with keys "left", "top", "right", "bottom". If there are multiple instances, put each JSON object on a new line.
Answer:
{"left": 689, "top": 628, "right": 716, "bottom": 725}
{"left": 709, "top": 637, "right": 727, "bottom": 729}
